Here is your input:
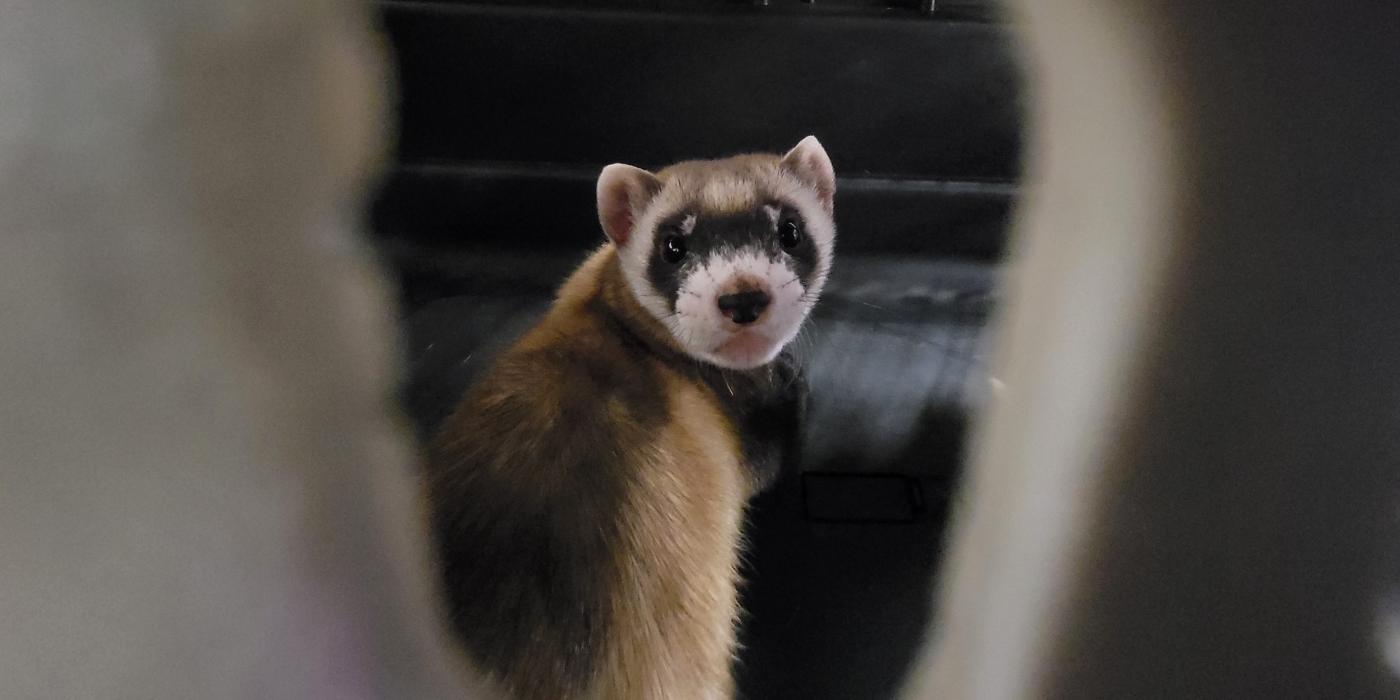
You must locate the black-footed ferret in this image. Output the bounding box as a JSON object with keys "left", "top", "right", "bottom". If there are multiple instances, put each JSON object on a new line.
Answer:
{"left": 425, "top": 137, "right": 836, "bottom": 699}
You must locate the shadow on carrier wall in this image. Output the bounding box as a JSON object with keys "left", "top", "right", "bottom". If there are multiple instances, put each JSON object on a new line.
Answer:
{"left": 369, "top": 1, "right": 1022, "bottom": 696}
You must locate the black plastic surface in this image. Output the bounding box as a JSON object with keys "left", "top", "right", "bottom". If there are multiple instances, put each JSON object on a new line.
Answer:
{"left": 803, "top": 473, "right": 925, "bottom": 522}
{"left": 402, "top": 0, "right": 1004, "bottom": 22}
{"left": 381, "top": 2, "right": 1022, "bottom": 179}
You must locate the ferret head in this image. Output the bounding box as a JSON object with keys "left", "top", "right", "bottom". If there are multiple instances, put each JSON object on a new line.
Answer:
{"left": 597, "top": 137, "right": 836, "bottom": 370}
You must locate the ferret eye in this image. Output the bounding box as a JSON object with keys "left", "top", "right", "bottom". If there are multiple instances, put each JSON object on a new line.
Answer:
{"left": 779, "top": 219, "right": 803, "bottom": 249}
{"left": 661, "top": 234, "right": 687, "bottom": 264}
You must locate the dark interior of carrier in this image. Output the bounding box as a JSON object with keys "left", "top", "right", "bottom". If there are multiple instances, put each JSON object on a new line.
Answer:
{"left": 371, "top": 1, "right": 1021, "bottom": 696}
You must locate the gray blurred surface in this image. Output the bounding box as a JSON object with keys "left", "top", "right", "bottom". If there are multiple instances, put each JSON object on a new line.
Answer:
{"left": 0, "top": 2, "right": 484, "bottom": 697}
{"left": 912, "top": 2, "right": 1400, "bottom": 698}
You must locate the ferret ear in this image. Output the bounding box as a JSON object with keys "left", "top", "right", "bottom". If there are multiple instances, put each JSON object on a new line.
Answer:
{"left": 597, "top": 164, "right": 662, "bottom": 247}
{"left": 780, "top": 135, "right": 835, "bottom": 214}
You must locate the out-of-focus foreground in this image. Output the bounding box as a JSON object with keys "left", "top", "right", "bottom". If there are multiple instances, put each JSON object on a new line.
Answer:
{"left": 2, "top": 1, "right": 1399, "bottom": 699}
{"left": 0, "top": 2, "right": 477, "bottom": 697}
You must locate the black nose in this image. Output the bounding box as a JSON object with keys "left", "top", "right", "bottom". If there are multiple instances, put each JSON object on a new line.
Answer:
{"left": 717, "top": 289, "right": 771, "bottom": 325}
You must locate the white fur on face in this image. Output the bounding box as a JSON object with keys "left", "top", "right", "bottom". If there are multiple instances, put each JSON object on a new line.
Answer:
{"left": 615, "top": 193, "right": 674, "bottom": 323}
{"left": 615, "top": 166, "right": 835, "bottom": 369}
{"left": 670, "top": 248, "right": 814, "bottom": 370}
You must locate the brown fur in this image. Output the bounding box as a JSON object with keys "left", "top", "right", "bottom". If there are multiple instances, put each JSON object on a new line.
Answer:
{"left": 650, "top": 154, "right": 796, "bottom": 216}
{"left": 426, "top": 246, "right": 754, "bottom": 699}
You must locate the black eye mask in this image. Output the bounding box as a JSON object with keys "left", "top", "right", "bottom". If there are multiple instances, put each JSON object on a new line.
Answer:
{"left": 645, "top": 205, "right": 819, "bottom": 312}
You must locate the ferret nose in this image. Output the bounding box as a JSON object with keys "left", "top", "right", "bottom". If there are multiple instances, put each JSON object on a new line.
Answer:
{"left": 717, "top": 289, "right": 771, "bottom": 325}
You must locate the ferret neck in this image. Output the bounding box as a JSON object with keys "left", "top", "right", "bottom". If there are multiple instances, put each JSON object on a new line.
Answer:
{"left": 591, "top": 249, "right": 688, "bottom": 362}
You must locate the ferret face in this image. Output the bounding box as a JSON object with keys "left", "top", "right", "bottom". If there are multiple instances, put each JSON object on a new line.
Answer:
{"left": 597, "top": 137, "right": 836, "bottom": 370}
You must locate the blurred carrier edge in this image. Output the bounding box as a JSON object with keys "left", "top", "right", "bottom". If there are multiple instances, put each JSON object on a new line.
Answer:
{"left": 370, "top": 1, "right": 1022, "bottom": 698}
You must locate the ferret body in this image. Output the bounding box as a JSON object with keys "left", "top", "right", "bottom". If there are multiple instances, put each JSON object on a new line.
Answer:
{"left": 425, "top": 137, "right": 836, "bottom": 699}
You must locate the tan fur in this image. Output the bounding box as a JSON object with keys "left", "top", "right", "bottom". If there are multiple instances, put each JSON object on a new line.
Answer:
{"left": 431, "top": 244, "right": 750, "bottom": 699}
{"left": 650, "top": 155, "right": 791, "bottom": 218}
{"left": 593, "top": 378, "right": 746, "bottom": 699}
